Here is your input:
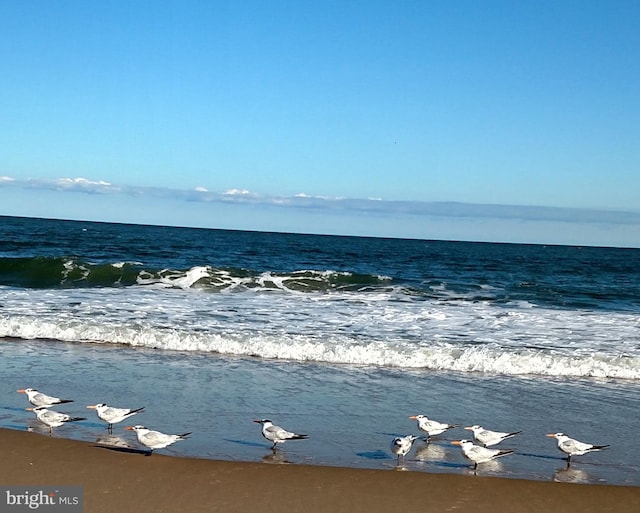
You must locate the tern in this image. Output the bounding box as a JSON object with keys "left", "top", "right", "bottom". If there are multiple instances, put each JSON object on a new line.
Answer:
{"left": 26, "top": 406, "right": 85, "bottom": 435}
{"left": 87, "top": 403, "right": 145, "bottom": 432}
{"left": 452, "top": 439, "right": 514, "bottom": 470}
{"left": 409, "top": 415, "right": 459, "bottom": 440}
{"left": 464, "top": 425, "right": 522, "bottom": 447}
{"left": 18, "top": 388, "right": 73, "bottom": 408}
{"left": 391, "top": 435, "right": 418, "bottom": 463}
{"left": 253, "top": 419, "right": 309, "bottom": 450}
{"left": 546, "top": 432, "right": 609, "bottom": 463}
{"left": 125, "top": 425, "right": 191, "bottom": 454}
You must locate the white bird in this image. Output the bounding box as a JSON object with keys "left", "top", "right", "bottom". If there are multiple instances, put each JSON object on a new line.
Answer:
{"left": 390, "top": 435, "right": 418, "bottom": 463}
{"left": 253, "top": 419, "right": 309, "bottom": 450}
{"left": 18, "top": 388, "right": 73, "bottom": 408}
{"left": 87, "top": 403, "right": 144, "bottom": 431}
{"left": 464, "top": 425, "right": 522, "bottom": 447}
{"left": 124, "top": 425, "right": 191, "bottom": 454}
{"left": 452, "top": 439, "right": 514, "bottom": 470}
{"left": 409, "top": 415, "right": 459, "bottom": 439}
{"left": 546, "top": 432, "right": 609, "bottom": 463}
{"left": 26, "top": 406, "right": 85, "bottom": 435}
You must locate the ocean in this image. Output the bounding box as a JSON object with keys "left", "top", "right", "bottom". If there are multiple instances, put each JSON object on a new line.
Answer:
{"left": 1, "top": 215, "right": 638, "bottom": 485}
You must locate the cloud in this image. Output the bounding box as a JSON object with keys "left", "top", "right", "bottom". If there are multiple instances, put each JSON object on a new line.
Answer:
{"left": 2, "top": 176, "right": 639, "bottom": 226}
{"left": 54, "top": 177, "right": 116, "bottom": 193}
{"left": 6, "top": 176, "right": 119, "bottom": 194}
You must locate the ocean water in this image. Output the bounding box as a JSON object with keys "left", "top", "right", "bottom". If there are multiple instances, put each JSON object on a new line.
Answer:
{"left": 1, "top": 215, "right": 638, "bottom": 485}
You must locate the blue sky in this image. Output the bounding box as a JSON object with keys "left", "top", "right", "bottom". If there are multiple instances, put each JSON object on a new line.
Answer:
{"left": 1, "top": 1, "right": 639, "bottom": 247}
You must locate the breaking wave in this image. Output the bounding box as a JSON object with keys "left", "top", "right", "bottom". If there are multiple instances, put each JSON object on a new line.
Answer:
{"left": 0, "top": 256, "right": 392, "bottom": 293}
{"left": 1, "top": 317, "right": 638, "bottom": 380}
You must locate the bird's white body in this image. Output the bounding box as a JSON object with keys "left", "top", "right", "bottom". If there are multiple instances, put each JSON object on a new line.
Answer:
{"left": 125, "top": 425, "right": 190, "bottom": 452}
{"left": 409, "top": 415, "right": 458, "bottom": 438}
{"left": 18, "top": 388, "right": 73, "bottom": 408}
{"left": 254, "top": 419, "right": 309, "bottom": 449}
{"left": 453, "top": 439, "right": 513, "bottom": 468}
{"left": 88, "top": 403, "right": 144, "bottom": 429}
{"left": 465, "top": 425, "right": 521, "bottom": 447}
{"left": 547, "top": 433, "right": 609, "bottom": 461}
{"left": 27, "top": 406, "right": 84, "bottom": 433}
{"left": 391, "top": 435, "right": 418, "bottom": 462}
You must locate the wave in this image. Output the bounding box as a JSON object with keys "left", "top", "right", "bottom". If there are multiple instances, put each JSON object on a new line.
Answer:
{"left": 2, "top": 317, "right": 638, "bottom": 380}
{"left": 0, "top": 256, "right": 393, "bottom": 293}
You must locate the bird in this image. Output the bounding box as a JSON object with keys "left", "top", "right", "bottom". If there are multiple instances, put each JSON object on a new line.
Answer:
{"left": 17, "top": 388, "right": 73, "bottom": 408}
{"left": 464, "top": 425, "right": 522, "bottom": 447}
{"left": 26, "top": 406, "right": 85, "bottom": 435}
{"left": 253, "top": 419, "right": 309, "bottom": 450}
{"left": 409, "top": 415, "right": 459, "bottom": 440}
{"left": 390, "top": 435, "right": 418, "bottom": 463}
{"left": 546, "top": 432, "right": 609, "bottom": 463}
{"left": 87, "top": 403, "right": 145, "bottom": 432}
{"left": 452, "top": 439, "right": 514, "bottom": 470}
{"left": 124, "top": 425, "right": 191, "bottom": 454}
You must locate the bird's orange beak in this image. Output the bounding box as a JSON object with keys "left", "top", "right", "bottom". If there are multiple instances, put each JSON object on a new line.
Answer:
{"left": 17, "top": 389, "right": 26, "bottom": 393}
{"left": 408, "top": 416, "right": 418, "bottom": 419}
{"left": 546, "top": 433, "right": 556, "bottom": 438}
{"left": 124, "top": 426, "right": 134, "bottom": 431}
{"left": 451, "top": 441, "right": 462, "bottom": 446}
{"left": 464, "top": 426, "right": 473, "bottom": 431}
{"left": 86, "top": 405, "right": 97, "bottom": 409}
{"left": 25, "top": 408, "right": 34, "bottom": 412}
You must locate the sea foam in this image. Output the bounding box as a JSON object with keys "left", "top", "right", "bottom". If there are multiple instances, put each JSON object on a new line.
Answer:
{"left": 1, "top": 314, "right": 638, "bottom": 380}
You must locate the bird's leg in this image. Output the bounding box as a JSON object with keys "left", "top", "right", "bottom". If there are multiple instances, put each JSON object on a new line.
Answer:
{"left": 108, "top": 424, "right": 113, "bottom": 433}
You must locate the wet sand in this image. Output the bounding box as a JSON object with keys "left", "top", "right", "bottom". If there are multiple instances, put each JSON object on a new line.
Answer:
{"left": 1, "top": 428, "right": 638, "bottom": 513}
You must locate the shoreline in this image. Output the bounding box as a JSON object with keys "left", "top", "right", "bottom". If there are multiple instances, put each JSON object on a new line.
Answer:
{"left": 1, "top": 428, "right": 638, "bottom": 513}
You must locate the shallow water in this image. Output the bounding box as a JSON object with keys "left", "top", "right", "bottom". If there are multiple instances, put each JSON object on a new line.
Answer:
{"left": 1, "top": 338, "right": 637, "bottom": 486}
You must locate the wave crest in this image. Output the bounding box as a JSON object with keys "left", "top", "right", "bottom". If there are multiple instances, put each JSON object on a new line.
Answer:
{"left": 0, "top": 257, "right": 392, "bottom": 293}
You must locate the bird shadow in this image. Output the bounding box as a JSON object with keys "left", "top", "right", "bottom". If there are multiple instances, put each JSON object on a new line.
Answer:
{"left": 376, "top": 431, "right": 407, "bottom": 438}
{"left": 93, "top": 444, "right": 151, "bottom": 456}
{"left": 356, "top": 450, "right": 392, "bottom": 460}
{"left": 223, "top": 438, "right": 270, "bottom": 449}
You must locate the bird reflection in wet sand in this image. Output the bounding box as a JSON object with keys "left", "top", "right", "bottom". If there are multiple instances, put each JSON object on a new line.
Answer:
{"left": 553, "top": 465, "right": 592, "bottom": 484}
{"left": 413, "top": 441, "right": 447, "bottom": 462}
{"left": 95, "top": 434, "right": 135, "bottom": 449}
{"left": 262, "top": 451, "right": 291, "bottom": 464}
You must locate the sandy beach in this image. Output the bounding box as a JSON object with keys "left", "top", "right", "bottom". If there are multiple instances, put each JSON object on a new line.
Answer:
{"left": 1, "top": 428, "right": 638, "bottom": 513}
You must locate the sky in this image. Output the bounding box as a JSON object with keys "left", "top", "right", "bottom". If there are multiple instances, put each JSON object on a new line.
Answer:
{"left": 1, "top": 1, "right": 639, "bottom": 247}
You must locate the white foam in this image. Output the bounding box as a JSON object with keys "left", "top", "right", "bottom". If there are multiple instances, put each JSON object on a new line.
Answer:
{"left": 1, "top": 284, "right": 638, "bottom": 380}
{"left": 1, "top": 314, "right": 638, "bottom": 380}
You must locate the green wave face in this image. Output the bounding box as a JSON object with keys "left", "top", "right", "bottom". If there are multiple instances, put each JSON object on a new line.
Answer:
{"left": 0, "top": 257, "right": 394, "bottom": 293}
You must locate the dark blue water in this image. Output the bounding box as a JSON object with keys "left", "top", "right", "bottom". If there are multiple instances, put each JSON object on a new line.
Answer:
{"left": 2, "top": 215, "right": 639, "bottom": 310}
